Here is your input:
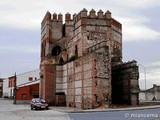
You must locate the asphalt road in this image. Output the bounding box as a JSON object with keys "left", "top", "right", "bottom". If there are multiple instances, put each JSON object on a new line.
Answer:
{"left": 1, "top": 98, "right": 160, "bottom": 120}
{"left": 0, "top": 98, "right": 70, "bottom": 120}
{"left": 68, "top": 108, "right": 160, "bottom": 120}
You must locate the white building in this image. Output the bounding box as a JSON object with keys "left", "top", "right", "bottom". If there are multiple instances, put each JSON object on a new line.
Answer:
{"left": 2, "top": 69, "right": 40, "bottom": 98}
{"left": 16, "top": 69, "right": 40, "bottom": 85}
{"left": 2, "top": 78, "right": 9, "bottom": 98}
{"left": 139, "top": 84, "right": 160, "bottom": 101}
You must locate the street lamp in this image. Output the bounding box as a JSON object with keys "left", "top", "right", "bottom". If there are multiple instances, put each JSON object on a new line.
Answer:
{"left": 13, "top": 72, "right": 17, "bottom": 104}
{"left": 139, "top": 64, "right": 147, "bottom": 100}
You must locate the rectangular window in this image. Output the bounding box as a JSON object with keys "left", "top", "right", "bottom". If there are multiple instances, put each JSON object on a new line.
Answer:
{"left": 11, "top": 79, "right": 14, "bottom": 87}
{"left": 28, "top": 77, "right": 33, "bottom": 81}
{"left": 8, "top": 81, "right": 10, "bottom": 87}
{"left": 21, "top": 93, "right": 27, "bottom": 99}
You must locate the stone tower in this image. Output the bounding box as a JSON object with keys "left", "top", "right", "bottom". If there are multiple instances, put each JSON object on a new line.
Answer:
{"left": 40, "top": 8, "right": 139, "bottom": 108}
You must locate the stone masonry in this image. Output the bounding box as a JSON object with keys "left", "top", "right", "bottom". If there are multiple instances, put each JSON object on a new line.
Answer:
{"left": 112, "top": 61, "right": 139, "bottom": 105}
{"left": 39, "top": 8, "right": 139, "bottom": 109}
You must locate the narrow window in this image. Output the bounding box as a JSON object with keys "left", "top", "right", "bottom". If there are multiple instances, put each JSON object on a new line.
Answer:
{"left": 75, "top": 45, "right": 78, "bottom": 56}
{"left": 28, "top": 77, "right": 33, "bottom": 81}
{"left": 52, "top": 46, "right": 61, "bottom": 56}
{"left": 62, "top": 24, "right": 66, "bottom": 37}
{"left": 59, "top": 57, "right": 64, "bottom": 65}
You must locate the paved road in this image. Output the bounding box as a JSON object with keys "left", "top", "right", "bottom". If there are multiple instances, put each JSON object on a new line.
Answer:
{"left": 0, "top": 98, "right": 70, "bottom": 120}
{"left": 68, "top": 108, "right": 160, "bottom": 120}
{"left": 2, "top": 98, "right": 160, "bottom": 120}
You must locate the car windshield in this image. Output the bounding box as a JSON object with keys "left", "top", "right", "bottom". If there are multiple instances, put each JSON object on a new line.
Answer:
{"left": 35, "top": 99, "right": 46, "bottom": 103}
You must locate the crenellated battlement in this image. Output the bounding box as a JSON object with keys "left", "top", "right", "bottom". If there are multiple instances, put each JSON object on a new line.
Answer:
{"left": 79, "top": 8, "right": 112, "bottom": 19}
{"left": 73, "top": 8, "right": 112, "bottom": 23}
{"left": 40, "top": 8, "right": 139, "bottom": 109}
{"left": 112, "top": 60, "right": 138, "bottom": 70}
{"left": 41, "top": 8, "right": 121, "bottom": 29}
{"left": 112, "top": 18, "right": 122, "bottom": 29}
{"left": 41, "top": 12, "right": 63, "bottom": 25}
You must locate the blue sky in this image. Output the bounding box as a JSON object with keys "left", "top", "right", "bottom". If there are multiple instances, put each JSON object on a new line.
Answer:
{"left": 0, "top": 0, "right": 160, "bottom": 89}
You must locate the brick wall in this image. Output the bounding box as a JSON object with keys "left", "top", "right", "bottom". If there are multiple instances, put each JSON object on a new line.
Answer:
{"left": 54, "top": 54, "right": 94, "bottom": 109}
{"left": 40, "top": 8, "right": 139, "bottom": 109}
{"left": 54, "top": 46, "right": 111, "bottom": 109}
{"left": 16, "top": 83, "right": 39, "bottom": 101}
{"left": 40, "top": 65, "right": 56, "bottom": 105}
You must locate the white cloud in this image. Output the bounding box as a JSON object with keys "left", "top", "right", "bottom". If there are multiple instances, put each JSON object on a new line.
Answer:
{"left": 139, "top": 60, "right": 160, "bottom": 89}
{"left": 150, "top": 61, "right": 160, "bottom": 66}
{"left": 122, "top": 18, "right": 160, "bottom": 41}
{"left": 0, "top": 45, "right": 39, "bottom": 53}
{"left": 0, "top": 0, "right": 86, "bottom": 29}
{"left": 146, "top": 61, "right": 160, "bottom": 72}
{"left": 0, "top": 0, "right": 159, "bottom": 73}
{"left": 1, "top": 0, "right": 159, "bottom": 42}
{"left": 0, "top": 0, "right": 53, "bottom": 29}
{"left": 0, "top": 0, "right": 159, "bottom": 43}
{"left": 113, "top": 4, "right": 160, "bottom": 41}
{"left": 112, "top": 0, "right": 160, "bottom": 8}
{"left": 139, "top": 70, "right": 160, "bottom": 89}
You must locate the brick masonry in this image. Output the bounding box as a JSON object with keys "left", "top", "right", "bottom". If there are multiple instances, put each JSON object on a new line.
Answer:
{"left": 40, "top": 8, "right": 139, "bottom": 109}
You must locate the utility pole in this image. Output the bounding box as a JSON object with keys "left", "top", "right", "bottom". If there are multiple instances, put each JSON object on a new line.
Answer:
{"left": 13, "top": 73, "right": 17, "bottom": 104}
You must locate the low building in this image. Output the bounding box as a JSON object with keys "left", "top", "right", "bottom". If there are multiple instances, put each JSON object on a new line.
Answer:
{"left": 0, "top": 79, "right": 3, "bottom": 97}
{"left": 139, "top": 84, "right": 160, "bottom": 101}
{"left": 2, "top": 69, "right": 40, "bottom": 101}
{"left": 8, "top": 76, "right": 15, "bottom": 98}
{"left": 16, "top": 79, "right": 39, "bottom": 104}
{"left": 3, "top": 78, "right": 9, "bottom": 98}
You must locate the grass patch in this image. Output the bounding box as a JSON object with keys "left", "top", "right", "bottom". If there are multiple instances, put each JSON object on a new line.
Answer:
{"left": 139, "top": 102, "right": 160, "bottom": 106}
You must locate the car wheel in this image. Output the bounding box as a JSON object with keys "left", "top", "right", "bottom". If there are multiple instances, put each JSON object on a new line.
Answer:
{"left": 45, "top": 107, "right": 48, "bottom": 110}
{"left": 31, "top": 107, "right": 33, "bottom": 110}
